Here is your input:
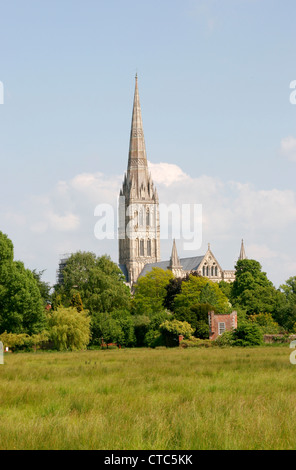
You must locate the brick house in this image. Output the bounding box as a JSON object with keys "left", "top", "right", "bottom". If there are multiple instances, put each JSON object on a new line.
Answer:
{"left": 208, "top": 310, "right": 237, "bottom": 340}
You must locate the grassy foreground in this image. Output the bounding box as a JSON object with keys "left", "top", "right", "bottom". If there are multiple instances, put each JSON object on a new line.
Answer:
{"left": 0, "top": 346, "right": 296, "bottom": 450}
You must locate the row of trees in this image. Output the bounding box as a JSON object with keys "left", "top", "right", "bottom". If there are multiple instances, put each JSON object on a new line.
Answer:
{"left": 1, "top": 230, "right": 296, "bottom": 350}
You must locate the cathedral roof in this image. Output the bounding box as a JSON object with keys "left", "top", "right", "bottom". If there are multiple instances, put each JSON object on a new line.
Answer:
{"left": 138, "top": 255, "right": 205, "bottom": 279}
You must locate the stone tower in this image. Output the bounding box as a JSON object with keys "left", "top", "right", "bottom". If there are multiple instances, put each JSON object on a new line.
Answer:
{"left": 119, "top": 75, "right": 160, "bottom": 285}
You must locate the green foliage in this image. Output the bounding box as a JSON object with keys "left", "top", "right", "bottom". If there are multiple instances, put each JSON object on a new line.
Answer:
{"left": 232, "top": 322, "right": 263, "bottom": 347}
{"left": 144, "top": 329, "right": 164, "bottom": 348}
{"left": 70, "top": 291, "right": 84, "bottom": 312}
{"left": 159, "top": 319, "right": 194, "bottom": 347}
{"left": 174, "top": 275, "right": 230, "bottom": 315}
{"left": 218, "top": 280, "right": 233, "bottom": 299}
{"left": 0, "top": 232, "right": 14, "bottom": 263}
{"left": 248, "top": 312, "right": 282, "bottom": 334}
{"left": 132, "top": 268, "right": 174, "bottom": 315}
{"left": 213, "top": 330, "right": 236, "bottom": 347}
{"left": 180, "top": 336, "right": 212, "bottom": 348}
{"left": 31, "top": 269, "right": 51, "bottom": 306}
{"left": 0, "top": 331, "right": 49, "bottom": 351}
{"left": 54, "top": 252, "right": 131, "bottom": 315}
{"left": 231, "top": 259, "right": 281, "bottom": 316}
{"left": 0, "top": 232, "right": 46, "bottom": 335}
{"left": 174, "top": 302, "right": 213, "bottom": 338}
{"left": 132, "top": 314, "right": 151, "bottom": 347}
{"left": 143, "top": 311, "right": 171, "bottom": 347}
{"left": 91, "top": 310, "right": 136, "bottom": 347}
{"left": 214, "top": 321, "right": 263, "bottom": 348}
{"left": 163, "top": 277, "right": 183, "bottom": 311}
{"left": 280, "top": 276, "right": 296, "bottom": 299}
{"left": 276, "top": 276, "right": 296, "bottom": 331}
{"left": 195, "top": 320, "right": 210, "bottom": 339}
{"left": 47, "top": 307, "right": 91, "bottom": 351}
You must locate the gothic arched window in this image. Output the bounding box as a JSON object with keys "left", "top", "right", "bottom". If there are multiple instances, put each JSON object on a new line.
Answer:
{"left": 139, "top": 208, "right": 144, "bottom": 227}
{"left": 140, "top": 239, "right": 144, "bottom": 256}
{"left": 146, "top": 208, "right": 150, "bottom": 227}
{"left": 147, "top": 239, "right": 151, "bottom": 256}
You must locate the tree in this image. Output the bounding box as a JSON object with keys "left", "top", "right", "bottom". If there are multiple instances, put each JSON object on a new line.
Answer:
{"left": 163, "top": 277, "right": 183, "bottom": 311}
{"left": 54, "top": 252, "right": 131, "bottom": 315}
{"left": 70, "top": 291, "right": 84, "bottom": 312}
{"left": 174, "top": 275, "right": 230, "bottom": 315}
{"left": 231, "top": 259, "right": 284, "bottom": 317}
{"left": 0, "top": 232, "right": 46, "bottom": 334}
{"left": 47, "top": 307, "right": 91, "bottom": 350}
{"left": 232, "top": 322, "right": 263, "bottom": 347}
{"left": 132, "top": 315, "right": 151, "bottom": 347}
{"left": 91, "top": 310, "right": 136, "bottom": 347}
{"left": 32, "top": 269, "right": 51, "bottom": 306}
{"left": 143, "top": 310, "right": 172, "bottom": 347}
{"left": 248, "top": 312, "right": 282, "bottom": 334}
{"left": 218, "top": 280, "right": 233, "bottom": 300}
{"left": 276, "top": 277, "right": 296, "bottom": 331}
{"left": 132, "top": 268, "right": 174, "bottom": 316}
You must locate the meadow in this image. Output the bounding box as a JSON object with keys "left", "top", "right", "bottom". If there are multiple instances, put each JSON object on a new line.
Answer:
{"left": 0, "top": 345, "right": 296, "bottom": 450}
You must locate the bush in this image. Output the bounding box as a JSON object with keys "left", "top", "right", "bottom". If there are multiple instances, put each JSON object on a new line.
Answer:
{"left": 248, "top": 312, "right": 282, "bottom": 334}
{"left": 213, "top": 330, "right": 235, "bottom": 347}
{"left": 0, "top": 331, "right": 49, "bottom": 352}
{"left": 48, "top": 307, "right": 91, "bottom": 351}
{"left": 180, "top": 336, "right": 212, "bottom": 348}
{"left": 159, "top": 320, "right": 194, "bottom": 347}
{"left": 144, "top": 329, "right": 165, "bottom": 348}
{"left": 232, "top": 322, "right": 263, "bottom": 347}
{"left": 194, "top": 320, "right": 210, "bottom": 339}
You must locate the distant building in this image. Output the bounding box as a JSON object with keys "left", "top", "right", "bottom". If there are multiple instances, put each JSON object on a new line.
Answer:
{"left": 118, "top": 76, "right": 246, "bottom": 286}
{"left": 56, "top": 253, "right": 71, "bottom": 285}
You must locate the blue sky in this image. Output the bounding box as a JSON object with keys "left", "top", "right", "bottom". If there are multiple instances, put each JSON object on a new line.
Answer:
{"left": 0, "top": 0, "right": 296, "bottom": 288}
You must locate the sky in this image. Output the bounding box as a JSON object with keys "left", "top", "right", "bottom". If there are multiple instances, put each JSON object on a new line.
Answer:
{"left": 0, "top": 0, "right": 296, "bottom": 288}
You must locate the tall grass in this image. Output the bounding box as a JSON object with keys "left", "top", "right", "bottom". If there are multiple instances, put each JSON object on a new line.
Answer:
{"left": 0, "top": 346, "right": 295, "bottom": 449}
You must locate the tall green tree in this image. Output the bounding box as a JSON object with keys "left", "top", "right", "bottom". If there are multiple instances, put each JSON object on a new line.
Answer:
{"left": 174, "top": 275, "right": 230, "bottom": 315}
{"left": 231, "top": 259, "right": 283, "bottom": 316}
{"left": 47, "top": 307, "right": 91, "bottom": 350}
{"left": 0, "top": 232, "right": 46, "bottom": 334}
{"left": 54, "top": 252, "right": 131, "bottom": 314}
{"left": 276, "top": 276, "right": 296, "bottom": 331}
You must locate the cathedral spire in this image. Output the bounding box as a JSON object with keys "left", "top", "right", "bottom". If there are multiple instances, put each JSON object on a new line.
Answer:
{"left": 238, "top": 239, "right": 247, "bottom": 260}
{"left": 168, "top": 239, "right": 183, "bottom": 277}
{"left": 119, "top": 76, "right": 160, "bottom": 285}
{"left": 169, "top": 239, "right": 181, "bottom": 268}
{"left": 127, "top": 74, "right": 148, "bottom": 175}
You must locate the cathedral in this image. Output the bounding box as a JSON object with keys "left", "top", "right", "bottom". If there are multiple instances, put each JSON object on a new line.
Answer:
{"left": 118, "top": 76, "right": 246, "bottom": 286}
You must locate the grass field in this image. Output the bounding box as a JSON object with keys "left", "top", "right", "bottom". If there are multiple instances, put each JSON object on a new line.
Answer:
{"left": 0, "top": 346, "right": 296, "bottom": 450}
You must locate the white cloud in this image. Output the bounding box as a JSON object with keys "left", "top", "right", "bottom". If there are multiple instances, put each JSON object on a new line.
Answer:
{"left": 148, "top": 161, "right": 189, "bottom": 186}
{"left": 48, "top": 211, "right": 80, "bottom": 232}
{"left": 280, "top": 136, "right": 296, "bottom": 162}
{"left": 247, "top": 244, "right": 278, "bottom": 260}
